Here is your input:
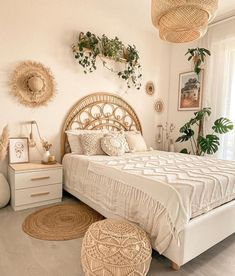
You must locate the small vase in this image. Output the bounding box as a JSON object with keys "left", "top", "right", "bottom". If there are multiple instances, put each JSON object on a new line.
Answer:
{"left": 42, "top": 150, "right": 50, "bottom": 163}
{"left": 164, "top": 138, "right": 169, "bottom": 151}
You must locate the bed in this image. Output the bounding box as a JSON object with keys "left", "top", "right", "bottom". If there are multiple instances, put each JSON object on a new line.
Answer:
{"left": 61, "top": 92, "right": 235, "bottom": 270}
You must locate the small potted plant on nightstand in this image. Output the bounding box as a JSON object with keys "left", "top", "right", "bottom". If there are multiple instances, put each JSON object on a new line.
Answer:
{"left": 41, "top": 139, "right": 54, "bottom": 164}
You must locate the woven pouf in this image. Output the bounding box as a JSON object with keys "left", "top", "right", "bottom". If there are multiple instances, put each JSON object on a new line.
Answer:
{"left": 81, "top": 219, "right": 152, "bottom": 276}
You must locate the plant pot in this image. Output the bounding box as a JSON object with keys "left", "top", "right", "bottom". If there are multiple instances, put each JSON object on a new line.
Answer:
{"left": 169, "top": 139, "right": 175, "bottom": 152}
{"left": 193, "top": 54, "right": 200, "bottom": 64}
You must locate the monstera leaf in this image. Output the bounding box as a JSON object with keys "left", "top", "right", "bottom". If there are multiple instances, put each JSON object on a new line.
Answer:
{"left": 176, "top": 128, "right": 194, "bottom": 142}
{"left": 212, "top": 117, "right": 234, "bottom": 134}
{"left": 178, "top": 108, "right": 212, "bottom": 132}
{"left": 198, "top": 135, "right": 220, "bottom": 155}
{"left": 180, "top": 148, "right": 190, "bottom": 154}
{"left": 194, "top": 108, "right": 211, "bottom": 121}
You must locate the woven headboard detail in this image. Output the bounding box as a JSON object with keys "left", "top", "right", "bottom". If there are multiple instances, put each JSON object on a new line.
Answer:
{"left": 61, "top": 92, "right": 142, "bottom": 157}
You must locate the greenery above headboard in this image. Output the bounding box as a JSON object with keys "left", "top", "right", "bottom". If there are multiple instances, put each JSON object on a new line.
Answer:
{"left": 72, "top": 32, "right": 142, "bottom": 90}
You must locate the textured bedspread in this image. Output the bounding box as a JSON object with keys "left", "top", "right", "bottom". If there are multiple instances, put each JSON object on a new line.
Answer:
{"left": 63, "top": 151, "right": 235, "bottom": 253}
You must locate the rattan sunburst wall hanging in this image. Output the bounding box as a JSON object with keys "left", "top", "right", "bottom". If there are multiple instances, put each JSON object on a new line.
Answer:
{"left": 11, "top": 61, "right": 56, "bottom": 108}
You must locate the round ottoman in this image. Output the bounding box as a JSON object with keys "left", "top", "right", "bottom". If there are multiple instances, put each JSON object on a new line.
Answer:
{"left": 81, "top": 219, "right": 152, "bottom": 276}
{"left": 0, "top": 173, "right": 10, "bottom": 208}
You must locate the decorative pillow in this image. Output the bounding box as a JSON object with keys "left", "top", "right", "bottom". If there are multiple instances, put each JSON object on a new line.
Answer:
{"left": 66, "top": 133, "right": 82, "bottom": 154}
{"left": 125, "top": 131, "right": 148, "bottom": 152}
{"left": 80, "top": 133, "right": 106, "bottom": 155}
{"left": 65, "top": 129, "right": 108, "bottom": 154}
{"left": 106, "top": 132, "right": 130, "bottom": 153}
{"left": 101, "top": 136, "right": 125, "bottom": 156}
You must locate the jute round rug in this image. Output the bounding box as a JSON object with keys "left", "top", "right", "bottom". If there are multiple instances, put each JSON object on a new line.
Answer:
{"left": 22, "top": 203, "right": 104, "bottom": 241}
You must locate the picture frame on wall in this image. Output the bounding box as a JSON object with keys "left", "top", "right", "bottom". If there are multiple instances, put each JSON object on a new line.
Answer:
{"left": 178, "top": 71, "right": 204, "bottom": 111}
{"left": 9, "top": 137, "right": 29, "bottom": 164}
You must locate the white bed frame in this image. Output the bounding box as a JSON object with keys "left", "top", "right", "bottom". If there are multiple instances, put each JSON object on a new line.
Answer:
{"left": 61, "top": 93, "right": 235, "bottom": 270}
{"left": 64, "top": 185, "right": 235, "bottom": 269}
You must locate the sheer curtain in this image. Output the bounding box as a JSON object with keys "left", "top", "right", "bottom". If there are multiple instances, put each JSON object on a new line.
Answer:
{"left": 202, "top": 19, "right": 235, "bottom": 159}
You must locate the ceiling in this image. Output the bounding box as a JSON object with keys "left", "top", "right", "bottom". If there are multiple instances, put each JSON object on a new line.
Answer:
{"left": 98, "top": 0, "right": 235, "bottom": 34}
{"left": 213, "top": 0, "right": 235, "bottom": 22}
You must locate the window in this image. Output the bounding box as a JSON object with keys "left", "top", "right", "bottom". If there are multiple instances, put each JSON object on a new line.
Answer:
{"left": 204, "top": 38, "right": 235, "bottom": 160}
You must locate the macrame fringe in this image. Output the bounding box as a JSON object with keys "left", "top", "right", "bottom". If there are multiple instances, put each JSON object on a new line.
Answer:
{"left": 83, "top": 170, "right": 180, "bottom": 254}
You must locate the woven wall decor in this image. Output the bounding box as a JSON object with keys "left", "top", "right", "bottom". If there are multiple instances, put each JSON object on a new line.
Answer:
{"left": 154, "top": 99, "right": 164, "bottom": 113}
{"left": 145, "top": 81, "right": 155, "bottom": 96}
{"left": 151, "top": 0, "right": 218, "bottom": 43}
{"left": 11, "top": 61, "right": 56, "bottom": 107}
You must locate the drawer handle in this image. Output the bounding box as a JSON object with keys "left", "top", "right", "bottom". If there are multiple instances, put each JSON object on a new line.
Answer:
{"left": 30, "top": 192, "right": 50, "bottom": 197}
{"left": 31, "top": 176, "right": 50, "bottom": 181}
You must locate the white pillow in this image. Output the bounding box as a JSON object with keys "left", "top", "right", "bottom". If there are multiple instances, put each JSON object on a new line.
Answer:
{"left": 101, "top": 135, "right": 125, "bottom": 156}
{"left": 66, "top": 133, "right": 82, "bottom": 154}
{"left": 125, "top": 131, "right": 148, "bottom": 152}
{"left": 65, "top": 129, "right": 108, "bottom": 154}
{"left": 80, "top": 132, "right": 106, "bottom": 155}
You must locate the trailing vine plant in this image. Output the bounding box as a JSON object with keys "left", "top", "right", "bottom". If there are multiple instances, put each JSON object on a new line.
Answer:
{"left": 118, "top": 45, "right": 141, "bottom": 89}
{"left": 176, "top": 108, "right": 233, "bottom": 156}
{"left": 72, "top": 32, "right": 142, "bottom": 90}
{"left": 73, "top": 32, "right": 99, "bottom": 73}
{"left": 185, "top": 47, "right": 211, "bottom": 75}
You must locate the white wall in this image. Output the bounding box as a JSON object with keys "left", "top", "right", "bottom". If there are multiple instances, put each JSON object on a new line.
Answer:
{"left": 0, "top": 0, "right": 171, "bottom": 175}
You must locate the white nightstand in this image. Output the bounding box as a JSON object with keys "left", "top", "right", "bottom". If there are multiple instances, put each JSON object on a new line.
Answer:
{"left": 8, "top": 162, "right": 63, "bottom": 211}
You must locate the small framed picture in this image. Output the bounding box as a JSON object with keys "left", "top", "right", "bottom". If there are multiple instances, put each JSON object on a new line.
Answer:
{"left": 178, "top": 71, "right": 204, "bottom": 111}
{"left": 9, "top": 137, "right": 29, "bottom": 164}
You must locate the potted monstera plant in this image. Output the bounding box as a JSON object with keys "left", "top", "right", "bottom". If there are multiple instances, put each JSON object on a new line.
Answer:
{"left": 176, "top": 108, "right": 234, "bottom": 156}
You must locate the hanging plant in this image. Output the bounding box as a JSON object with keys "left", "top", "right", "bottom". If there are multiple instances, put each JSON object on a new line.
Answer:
{"left": 118, "top": 45, "right": 142, "bottom": 89}
{"left": 185, "top": 47, "right": 211, "bottom": 75}
{"left": 72, "top": 31, "right": 142, "bottom": 90}
{"left": 100, "top": 35, "right": 124, "bottom": 61}
{"left": 72, "top": 32, "right": 100, "bottom": 73}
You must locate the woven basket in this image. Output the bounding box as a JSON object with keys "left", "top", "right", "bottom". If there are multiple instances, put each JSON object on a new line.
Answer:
{"left": 151, "top": 0, "right": 218, "bottom": 43}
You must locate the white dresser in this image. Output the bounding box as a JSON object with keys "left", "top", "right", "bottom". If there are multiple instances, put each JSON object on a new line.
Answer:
{"left": 8, "top": 162, "right": 63, "bottom": 211}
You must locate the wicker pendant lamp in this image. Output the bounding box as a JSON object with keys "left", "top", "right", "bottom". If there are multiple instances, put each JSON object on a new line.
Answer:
{"left": 151, "top": 0, "right": 218, "bottom": 43}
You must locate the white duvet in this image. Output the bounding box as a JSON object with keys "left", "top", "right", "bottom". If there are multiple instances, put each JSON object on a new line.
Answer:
{"left": 63, "top": 150, "right": 235, "bottom": 253}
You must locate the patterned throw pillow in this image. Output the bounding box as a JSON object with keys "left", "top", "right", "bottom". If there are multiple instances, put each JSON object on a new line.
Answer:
{"left": 107, "top": 132, "right": 130, "bottom": 152}
{"left": 101, "top": 135, "right": 125, "bottom": 156}
{"left": 125, "top": 131, "right": 148, "bottom": 152}
{"left": 65, "top": 129, "right": 108, "bottom": 154}
{"left": 80, "top": 133, "right": 106, "bottom": 155}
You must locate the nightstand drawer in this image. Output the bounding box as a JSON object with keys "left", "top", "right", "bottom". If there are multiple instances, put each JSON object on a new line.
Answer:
{"left": 15, "top": 184, "right": 62, "bottom": 206}
{"left": 14, "top": 169, "right": 62, "bottom": 189}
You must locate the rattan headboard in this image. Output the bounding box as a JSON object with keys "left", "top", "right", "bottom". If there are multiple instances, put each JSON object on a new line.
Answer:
{"left": 61, "top": 92, "right": 142, "bottom": 158}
